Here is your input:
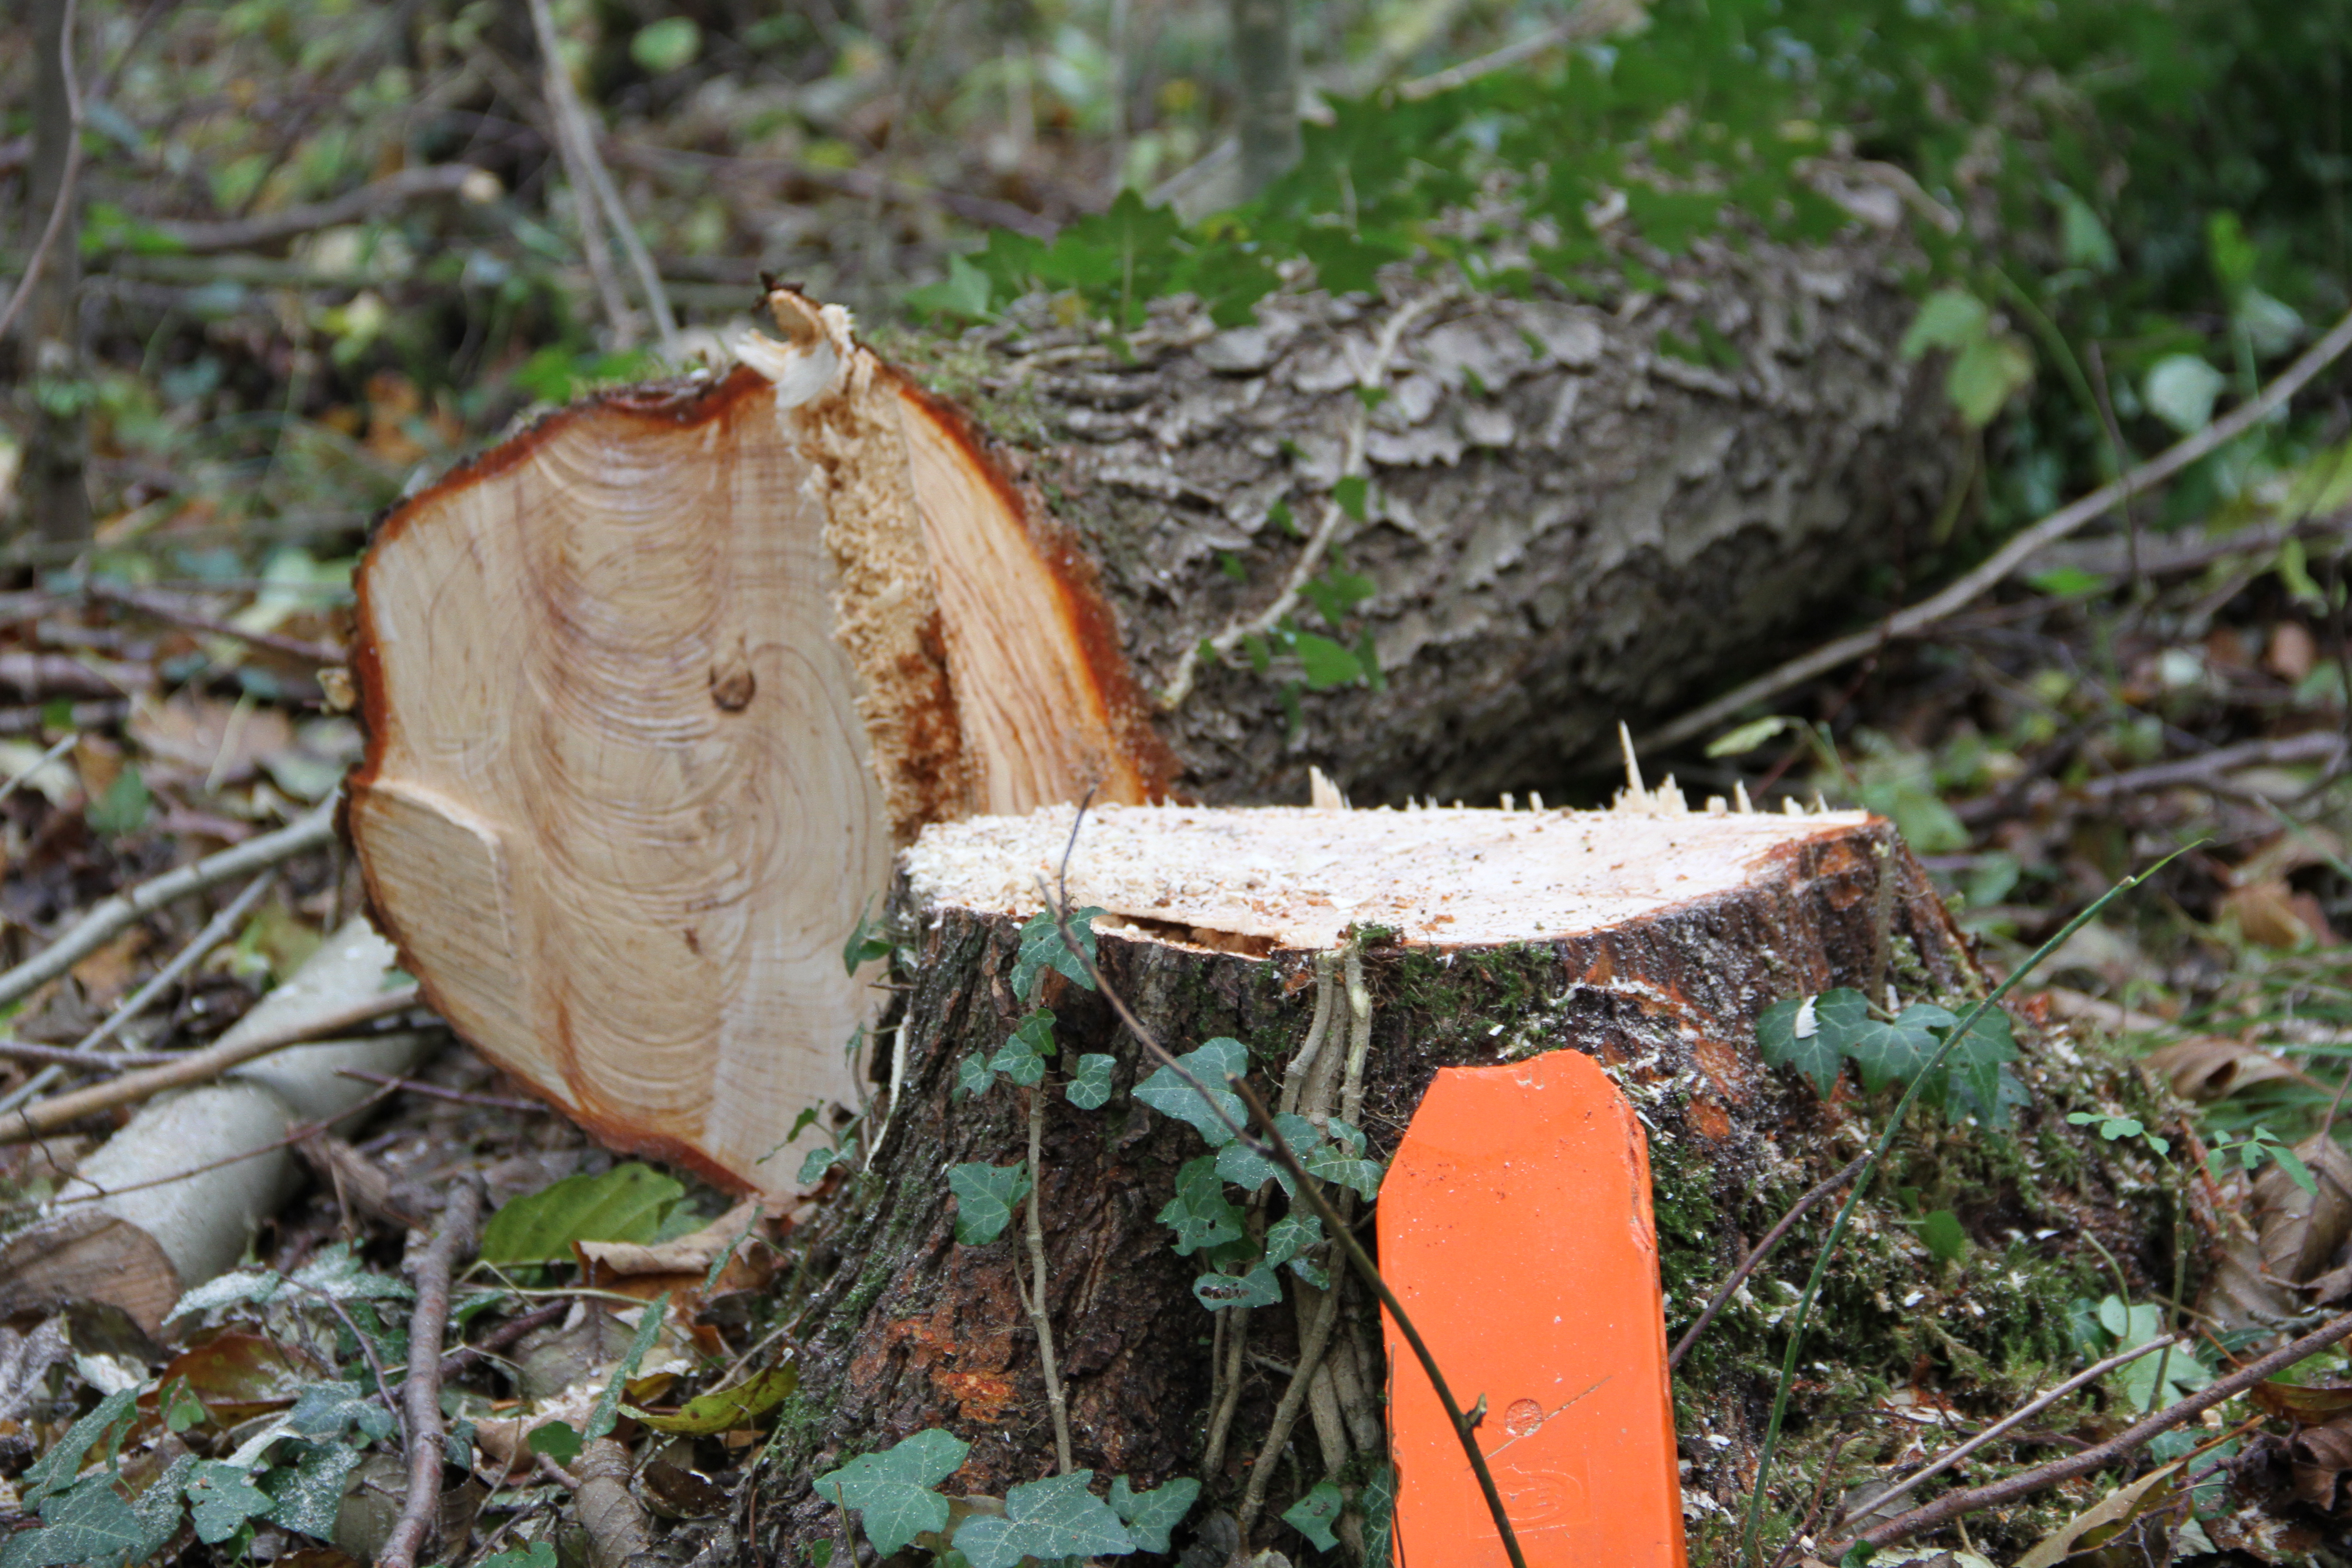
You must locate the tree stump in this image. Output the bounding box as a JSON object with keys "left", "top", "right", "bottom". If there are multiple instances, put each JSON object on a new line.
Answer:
{"left": 759, "top": 795, "right": 2169, "bottom": 1565}
{"left": 353, "top": 222, "right": 1959, "bottom": 1192}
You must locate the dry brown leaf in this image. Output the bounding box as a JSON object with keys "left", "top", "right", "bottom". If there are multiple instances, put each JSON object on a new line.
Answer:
{"left": 2251, "top": 1376, "right": 2352, "bottom": 1421}
{"left": 2144, "top": 1035, "right": 2303, "bottom": 1101}
{"left": 2014, "top": 1459, "right": 2183, "bottom": 1567}
{"left": 67, "top": 928, "right": 146, "bottom": 1009}
{"left": 2269, "top": 621, "right": 2320, "bottom": 681}
{"left": 2223, "top": 879, "right": 2318, "bottom": 949}
{"left": 2203, "top": 1225, "right": 2303, "bottom": 1335}
{"left": 129, "top": 691, "right": 295, "bottom": 791}
{"left": 2293, "top": 1416, "right": 2352, "bottom": 1511}
{"left": 2257, "top": 1136, "right": 2352, "bottom": 1284}
{"left": 576, "top": 1200, "right": 768, "bottom": 1277}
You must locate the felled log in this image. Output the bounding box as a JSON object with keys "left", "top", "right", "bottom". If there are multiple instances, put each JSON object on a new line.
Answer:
{"left": 352, "top": 215, "right": 1958, "bottom": 1193}
{"left": 758, "top": 795, "right": 2167, "bottom": 1563}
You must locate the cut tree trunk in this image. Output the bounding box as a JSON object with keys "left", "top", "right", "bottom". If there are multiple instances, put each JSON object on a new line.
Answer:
{"left": 757, "top": 796, "right": 2169, "bottom": 1565}
{"left": 352, "top": 216, "right": 1959, "bottom": 1193}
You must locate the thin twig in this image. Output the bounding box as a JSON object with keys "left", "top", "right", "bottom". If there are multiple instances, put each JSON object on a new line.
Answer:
{"left": 1735, "top": 850, "right": 2187, "bottom": 1564}
{"left": 334, "top": 1069, "right": 546, "bottom": 1113}
{"left": 379, "top": 1181, "right": 483, "bottom": 1568}
{"left": 1668, "top": 1153, "right": 1869, "bottom": 1371}
{"left": 1643, "top": 304, "right": 2352, "bottom": 755}
{"left": 0, "top": 801, "right": 336, "bottom": 1015}
{"left": 1019, "top": 1082, "right": 1075, "bottom": 1473}
{"left": 439, "top": 1300, "right": 571, "bottom": 1383}
{"left": 72, "top": 869, "right": 278, "bottom": 1058}
{"left": 1036, "top": 850, "right": 1527, "bottom": 1565}
{"left": 1848, "top": 1333, "right": 2184, "bottom": 1521}
{"left": 1838, "top": 1306, "right": 2352, "bottom": 1554}
{"left": 523, "top": 0, "right": 678, "bottom": 356}
{"left": 0, "top": 1038, "right": 175, "bottom": 1070}
{"left": 0, "top": 733, "right": 75, "bottom": 809}
{"left": 84, "top": 581, "right": 344, "bottom": 665}
{"left": 0, "top": 0, "right": 82, "bottom": 345}
{"left": 5, "top": 987, "right": 425, "bottom": 1141}
{"left": 288, "top": 1277, "right": 409, "bottom": 1447}
{"left": 136, "top": 165, "right": 492, "bottom": 257}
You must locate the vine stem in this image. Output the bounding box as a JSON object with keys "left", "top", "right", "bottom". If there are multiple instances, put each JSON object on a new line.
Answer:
{"left": 1735, "top": 847, "right": 2188, "bottom": 1565}
{"left": 1036, "top": 853, "right": 1526, "bottom": 1565}
{"left": 1020, "top": 1081, "right": 1076, "bottom": 1473}
{"left": 1667, "top": 1152, "right": 1867, "bottom": 1372}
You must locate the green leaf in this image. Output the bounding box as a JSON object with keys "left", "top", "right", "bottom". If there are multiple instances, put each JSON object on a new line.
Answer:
{"left": 480, "top": 1546, "right": 559, "bottom": 1568}
{"left": 630, "top": 16, "right": 701, "bottom": 73}
{"left": 1920, "top": 1209, "right": 1968, "bottom": 1264}
{"left": 1901, "top": 289, "right": 1989, "bottom": 359}
{"left": 529, "top": 1421, "right": 584, "bottom": 1464}
{"left": 288, "top": 1241, "right": 415, "bottom": 1305}
{"left": 1300, "top": 568, "right": 1376, "bottom": 629}
{"left": 816, "top": 1429, "right": 971, "bottom": 1556}
{"left": 1333, "top": 475, "right": 1368, "bottom": 521}
{"left": 954, "top": 1470, "right": 1135, "bottom": 1568}
{"left": 1842, "top": 1014, "right": 1940, "bottom": 1093}
{"left": 19, "top": 1388, "right": 138, "bottom": 1505}
{"left": 1302, "top": 1118, "right": 1384, "bottom": 1200}
{"left": 1755, "top": 996, "right": 1842, "bottom": 1095}
{"left": 2145, "top": 354, "right": 2226, "bottom": 435}
{"left": 843, "top": 902, "right": 892, "bottom": 975}
{"left": 956, "top": 1051, "right": 995, "bottom": 1100}
{"left": 2052, "top": 185, "right": 2118, "bottom": 273}
{"left": 1194, "top": 1264, "right": 1284, "bottom": 1311}
{"left": 1158, "top": 1156, "right": 1245, "bottom": 1255}
{"left": 1282, "top": 1480, "right": 1345, "bottom": 1550}
{"left": 991, "top": 1009, "right": 1056, "bottom": 1088}
{"left": 288, "top": 1381, "right": 396, "bottom": 1446}
{"left": 906, "top": 253, "right": 995, "bottom": 321}
{"left": 1706, "top": 715, "right": 1796, "bottom": 757}
{"left": 1133, "top": 1038, "right": 1250, "bottom": 1145}
{"left": 948, "top": 1161, "right": 1031, "bottom": 1245}
{"left": 2208, "top": 211, "right": 2258, "bottom": 298}
{"left": 2, "top": 1477, "right": 161, "bottom": 1568}
{"left": 2271, "top": 1142, "right": 2319, "bottom": 1195}
{"left": 479, "top": 1164, "right": 686, "bottom": 1264}
{"left": 1216, "top": 1134, "right": 1294, "bottom": 1197}
{"left": 1264, "top": 1209, "right": 1323, "bottom": 1272}
{"left": 183, "top": 1460, "right": 274, "bottom": 1545}
{"left": 1108, "top": 1475, "right": 1199, "bottom": 1553}
{"left": 629, "top": 1360, "right": 799, "bottom": 1434}
{"left": 586, "top": 1292, "right": 671, "bottom": 1442}
{"left": 798, "top": 1144, "right": 846, "bottom": 1186}
{"left": 1946, "top": 332, "right": 2034, "bottom": 427}
{"left": 1929, "top": 1004, "right": 2020, "bottom": 1118}
{"left": 1010, "top": 906, "right": 1104, "bottom": 1003}
{"left": 266, "top": 1441, "right": 362, "bottom": 1540}
{"left": 1362, "top": 1463, "right": 1396, "bottom": 1568}
{"left": 87, "top": 765, "right": 151, "bottom": 836}
{"left": 1066, "top": 1054, "right": 1117, "bottom": 1109}
{"left": 1294, "top": 632, "right": 1364, "bottom": 689}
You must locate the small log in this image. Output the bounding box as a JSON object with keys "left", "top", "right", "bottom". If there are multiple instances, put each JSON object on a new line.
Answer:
{"left": 758, "top": 796, "right": 2166, "bottom": 1562}
{"left": 0, "top": 918, "right": 431, "bottom": 1336}
{"left": 353, "top": 219, "right": 1957, "bottom": 1193}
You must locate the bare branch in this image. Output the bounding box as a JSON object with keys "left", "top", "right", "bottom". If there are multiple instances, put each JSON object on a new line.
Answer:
{"left": 378, "top": 1181, "right": 483, "bottom": 1568}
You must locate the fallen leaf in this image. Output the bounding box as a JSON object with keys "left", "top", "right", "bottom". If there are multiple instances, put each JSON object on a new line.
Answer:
{"left": 2224, "top": 879, "right": 2318, "bottom": 950}
{"left": 161, "top": 1330, "right": 323, "bottom": 1421}
{"left": 128, "top": 691, "right": 294, "bottom": 791}
{"left": 2257, "top": 1136, "right": 2352, "bottom": 1284}
{"left": 2144, "top": 1035, "right": 2303, "bottom": 1101}
{"left": 626, "top": 1359, "right": 797, "bottom": 1435}
{"left": 2014, "top": 1458, "right": 2183, "bottom": 1567}
{"left": 2251, "top": 1375, "right": 2352, "bottom": 1421}
{"left": 2202, "top": 1226, "right": 2303, "bottom": 1335}
{"left": 577, "top": 1200, "right": 768, "bottom": 1277}
{"left": 2269, "top": 622, "right": 2319, "bottom": 681}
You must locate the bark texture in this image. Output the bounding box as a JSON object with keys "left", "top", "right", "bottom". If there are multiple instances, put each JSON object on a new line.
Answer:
{"left": 761, "top": 814, "right": 2170, "bottom": 1563}
{"left": 886, "top": 212, "right": 1958, "bottom": 804}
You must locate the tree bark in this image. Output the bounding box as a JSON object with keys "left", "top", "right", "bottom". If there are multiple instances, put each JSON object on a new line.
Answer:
{"left": 352, "top": 220, "right": 1959, "bottom": 1195}
{"left": 16, "top": 0, "right": 90, "bottom": 546}
{"left": 753, "top": 801, "right": 2168, "bottom": 1564}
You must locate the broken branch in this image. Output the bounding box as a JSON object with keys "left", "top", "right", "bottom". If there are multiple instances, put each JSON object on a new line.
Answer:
{"left": 4, "top": 985, "right": 425, "bottom": 1141}
{"left": 378, "top": 1181, "right": 482, "bottom": 1568}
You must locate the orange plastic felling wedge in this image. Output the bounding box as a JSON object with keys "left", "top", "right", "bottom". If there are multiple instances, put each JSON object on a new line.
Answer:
{"left": 1380, "top": 1049, "right": 1686, "bottom": 1566}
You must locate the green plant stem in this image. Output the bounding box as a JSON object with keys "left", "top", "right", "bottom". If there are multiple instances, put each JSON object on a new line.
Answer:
{"left": 1990, "top": 266, "right": 2127, "bottom": 484}
{"left": 1735, "top": 848, "right": 2186, "bottom": 1565}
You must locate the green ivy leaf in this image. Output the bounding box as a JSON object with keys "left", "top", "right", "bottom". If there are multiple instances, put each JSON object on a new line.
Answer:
{"left": 948, "top": 1161, "right": 1031, "bottom": 1245}
{"left": 1282, "top": 1479, "right": 1346, "bottom": 1550}
{"left": 1294, "top": 632, "right": 1364, "bottom": 689}
{"left": 479, "top": 1165, "right": 685, "bottom": 1264}
{"left": 1333, "top": 475, "right": 1368, "bottom": 520}
{"left": 1362, "top": 1463, "right": 1397, "bottom": 1568}
{"left": 798, "top": 1144, "right": 846, "bottom": 1186}
{"left": 2145, "top": 353, "right": 2226, "bottom": 435}
{"left": 842, "top": 902, "right": 892, "bottom": 975}
{"left": 2, "top": 1476, "right": 163, "bottom": 1568}
{"left": 18, "top": 1388, "right": 137, "bottom": 1506}
{"left": 1755, "top": 995, "right": 1841, "bottom": 1095}
{"left": 1158, "top": 1156, "right": 1244, "bottom": 1256}
{"left": 1842, "top": 1014, "right": 1940, "bottom": 1093}
{"left": 954, "top": 1471, "right": 1135, "bottom": 1568}
{"left": 991, "top": 1009, "right": 1056, "bottom": 1088}
{"left": 1302, "top": 1120, "right": 1384, "bottom": 1200}
{"left": 87, "top": 766, "right": 151, "bottom": 836}
{"left": 1010, "top": 906, "right": 1104, "bottom": 1003}
{"left": 183, "top": 1461, "right": 274, "bottom": 1545}
{"left": 1066, "top": 1054, "right": 1117, "bottom": 1109}
{"left": 288, "top": 1381, "right": 396, "bottom": 1446}
{"left": 1193, "top": 1264, "right": 1284, "bottom": 1312}
{"left": 1946, "top": 332, "right": 2035, "bottom": 426}
{"left": 1900, "top": 288, "right": 1990, "bottom": 358}
{"left": 630, "top": 16, "right": 702, "bottom": 72}
{"left": 814, "top": 1429, "right": 971, "bottom": 1558}
{"left": 1216, "top": 1136, "right": 1293, "bottom": 1197}
{"left": 529, "top": 1421, "right": 585, "bottom": 1464}
{"left": 1264, "top": 1209, "right": 1323, "bottom": 1272}
{"left": 479, "top": 1545, "right": 558, "bottom": 1568}
{"left": 1300, "top": 568, "right": 1376, "bottom": 629}
{"left": 1108, "top": 1475, "right": 1200, "bottom": 1553}
{"left": 906, "top": 253, "right": 995, "bottom": 321}
{"left": 265, "top": 1441, "right": 362, "bottom": 1540}
{"left": 956, "top": 1051, "right": 995, "bottom": 1100}
{"left": 1133, "top": 1038, "right": 1251, "bottom": 1145}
